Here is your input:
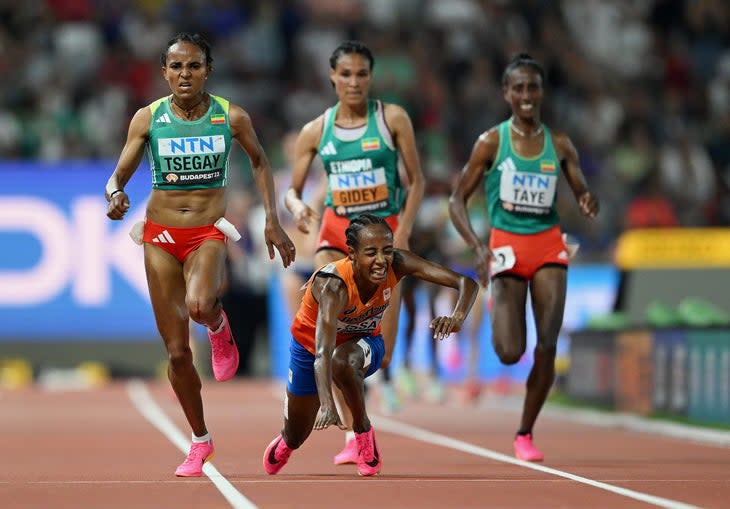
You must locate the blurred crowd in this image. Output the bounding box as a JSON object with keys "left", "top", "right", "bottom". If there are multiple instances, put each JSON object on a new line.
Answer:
{"left": 1, "top": 0, "right": 729, "bottom": 263}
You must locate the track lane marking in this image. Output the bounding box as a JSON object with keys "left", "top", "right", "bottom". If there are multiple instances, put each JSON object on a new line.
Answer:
{"left": 3, "top": 479, "right": 725, "bottom": 485}
{"left": 372, "top": 414, "right": 704, "bottom": 509}
{"left": 126, "top": 379, "right": 258, "bottom": 509}
{"left": 125, "top": 379, "right": 713, "bottom": 508}
{"left": 477, "top": 395, "right": 730, "bottom": 448}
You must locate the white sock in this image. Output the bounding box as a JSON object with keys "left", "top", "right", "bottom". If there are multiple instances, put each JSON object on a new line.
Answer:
{"left": 345, "top": 431, "right": 355, "bottom": 443}
{"left": 209, "top": 313, "right": 225, "bottom": 333}
{"left": 192, "top": 432, "right": 211, "bottom": 443}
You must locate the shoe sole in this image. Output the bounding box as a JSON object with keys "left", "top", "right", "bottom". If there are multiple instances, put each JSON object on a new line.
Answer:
{"left": 357, "top": 469, "right": 381, "bottom": 477}
{"left": 514, "top": 453, "right": 543, "bottom": 462}
{"left": 213, "top": 366, "right": 238, "bottom": 382}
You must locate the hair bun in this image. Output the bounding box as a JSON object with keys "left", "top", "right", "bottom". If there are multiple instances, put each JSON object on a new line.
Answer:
{"left": 512, "top": 53, "right": 533, "bottom": 62}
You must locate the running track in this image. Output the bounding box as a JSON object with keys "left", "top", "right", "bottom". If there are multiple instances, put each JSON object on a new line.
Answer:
{"left": 2, "top": 379, "right": 728, "bottom": 509}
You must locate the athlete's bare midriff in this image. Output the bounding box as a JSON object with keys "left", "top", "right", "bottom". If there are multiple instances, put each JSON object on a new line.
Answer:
{"left": 146, "top": 187, "right": 226, "bottom": 227}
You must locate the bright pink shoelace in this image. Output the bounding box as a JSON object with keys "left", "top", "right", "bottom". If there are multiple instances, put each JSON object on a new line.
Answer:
{"left": 275, "top": 441, "right": 292, "bottom": 462}
{"left": 210, "top": 329, "right": 234, "bottom": 358}
{"left": 183, "top": 442, "right": 210, "bottom": 464}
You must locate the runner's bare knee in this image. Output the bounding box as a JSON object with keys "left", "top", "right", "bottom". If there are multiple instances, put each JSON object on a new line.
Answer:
{"left": 185, "top": 293, "right": 218, "bottom": 323}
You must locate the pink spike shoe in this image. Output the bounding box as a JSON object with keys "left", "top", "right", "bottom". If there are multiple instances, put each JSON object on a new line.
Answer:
{"left": 513, "top": 433, "right": 544, "bottom": 462}
{"left": 208, "top": 310, "right": 239, "bottom": 381}
{"left": 263, "top": 434, "right": 293, "bottom": 475}
{"left": 333, "top": 437, "right": 359, "bottom": 465}
{"left": 463, "top": 379, "right": 482, "bottom": 405}
{"left": 175, "top": 440, "right": 214, "bottom": 477}
{"left": 355, "top": 427, "right": 381, "bottom": 476}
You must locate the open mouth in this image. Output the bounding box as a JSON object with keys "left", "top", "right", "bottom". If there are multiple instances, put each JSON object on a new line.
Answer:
{"left": 371, "top": 267, "right": 386, "bottom": 280}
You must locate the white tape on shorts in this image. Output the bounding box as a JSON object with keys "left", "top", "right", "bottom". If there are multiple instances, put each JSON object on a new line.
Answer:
{"left": 129, "top": 221, "right": 144, "bottom": 245}
{"left": 129, "top": 217, "right": 242, "bottom": 245}
{"left": 214, "top": 217, "right": 242, "bottom": 242}
{"left": 357, "top": 338, "right": 372, "bottom": 369}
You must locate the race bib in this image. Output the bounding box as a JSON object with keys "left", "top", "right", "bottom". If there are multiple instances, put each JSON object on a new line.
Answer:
{"left": 329, "top": 167, "right": 389, "bottom": 215}
{"left": 158, "top": 135, "right": 226, "bottom": 186}
{"left": 490, "top": 245, "right": 516, "bottom": 275}
{"left": 499, "top": 169, "right": 557, "bottom": 215}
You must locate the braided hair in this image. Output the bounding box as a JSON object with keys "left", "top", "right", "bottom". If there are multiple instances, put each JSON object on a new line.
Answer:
{"left": 345, "top": 213, "right": 392, "bottom": 250}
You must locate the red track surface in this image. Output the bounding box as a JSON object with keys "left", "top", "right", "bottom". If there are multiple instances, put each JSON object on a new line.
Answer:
{"left": 2, "top": 379, "right": 728, "bottom": 509}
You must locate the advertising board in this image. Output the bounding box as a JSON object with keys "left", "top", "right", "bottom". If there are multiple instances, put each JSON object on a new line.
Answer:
{"left": 0, "top": 163, "right": 155, "bottom": 340}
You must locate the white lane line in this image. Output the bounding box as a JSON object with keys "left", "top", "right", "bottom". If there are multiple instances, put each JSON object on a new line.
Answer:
{"left": 545, "top": 406, "right": 730, "bottom": 447}
{"left": 126, "top": 379, "right": 258, "bottom": 509}
{"left": 372, "top": 415, "right": 704, "bottom": 509}
{"left": 3, "top": 478, "right": 728, "bottom": 486}
{"left": 479, "top": 396, "right": 730, "bottom": 448}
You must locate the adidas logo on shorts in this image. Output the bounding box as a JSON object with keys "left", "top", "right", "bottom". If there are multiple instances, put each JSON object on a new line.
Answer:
{"left": 152, "top": 230, "right": 175, "bottom": 244}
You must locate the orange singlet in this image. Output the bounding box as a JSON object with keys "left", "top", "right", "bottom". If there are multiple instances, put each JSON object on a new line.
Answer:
{"left": 291, "top": 257, "right": 402, "bottom": 354}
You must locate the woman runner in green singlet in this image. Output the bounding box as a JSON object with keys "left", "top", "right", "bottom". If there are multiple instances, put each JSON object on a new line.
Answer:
{"left": 449, "top": 53, "right": 599, "bottom": 462}
{"left": 104, "top": 33, "right": 295, "bottom": 477}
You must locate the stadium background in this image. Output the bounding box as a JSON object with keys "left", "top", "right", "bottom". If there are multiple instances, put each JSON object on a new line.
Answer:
{"left": 1, "top": 0, "right": 729, "bottom": 425}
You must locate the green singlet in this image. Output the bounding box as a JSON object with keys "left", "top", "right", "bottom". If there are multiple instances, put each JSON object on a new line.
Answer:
{"left": 484, "top": 119, "right": 560, "bottom": 234}
{"left": 319, "top": 99, "right": 404, "bottom": 218}
{"left": 147, "top": 94, "right": 233, "bottom": 190}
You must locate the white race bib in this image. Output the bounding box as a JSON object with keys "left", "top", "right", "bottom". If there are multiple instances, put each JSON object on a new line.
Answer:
{"left": 499, "top": 169, "right": 557, "bottom": 215}
{"left": 490, "top": 245, "right": 516, "bottom": 275}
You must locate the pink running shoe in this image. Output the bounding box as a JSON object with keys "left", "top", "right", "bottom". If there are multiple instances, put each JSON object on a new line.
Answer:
{"left": 208, "top": 310, "right": 239, "bottom": 382}
{"left": 333, "top": 437, "right": 358, "bottom": 465}
{"left": 263, "top": 434, "right": 293, "bottom": 475}
{"left": 355, "top": 427, "right": 381, "bottom": 476}
{"left": 463, "top": 379, "right": 482, "bottom": 405}
{"left": 175, "top": 440, "right": 214, "bottom": 477}
{"left": 513, "top": 433, "right": 544, "bottom": 462}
